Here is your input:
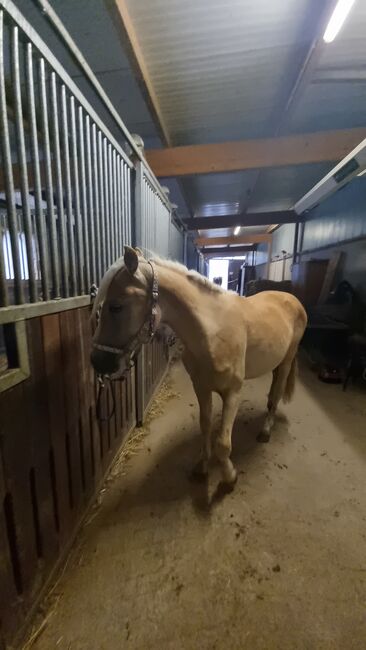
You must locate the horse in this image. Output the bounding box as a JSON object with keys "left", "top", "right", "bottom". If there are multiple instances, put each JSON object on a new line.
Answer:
{"left": 91, "top": 247, "right": 307, "bottom": 487}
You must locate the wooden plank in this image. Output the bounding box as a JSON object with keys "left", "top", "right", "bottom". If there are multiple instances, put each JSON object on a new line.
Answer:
{"left": 59, "top": 310, "right": 83, "bottom": 515}
{"left": 145, "top": 128, "right": 366, "bottom": 177}
{"left": 42, "top": 313, "right": 73, "bottom": 541}
{"left": 0, "top": 382, "right": 38, "bottom": 595}
{"left": 0, "top": 441, "right": 20, "bottom": 643}
{"left": 203, "top": 246, "right": 254, "bottom": 256}
{"left": 195, "top": 234, "right": 271, "bottom": 247}
{"left": 183, "top": 211, "right": 297, "bottom": 230}
{"left": 76, "top": 309, "right": 94, "bottom": 497}
{"left": 24, "top": 318, "right": 59, "bottom": 564}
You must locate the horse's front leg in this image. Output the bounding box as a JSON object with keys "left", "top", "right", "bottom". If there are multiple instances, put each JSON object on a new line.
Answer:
{"left": 192, "top": 386, "right": 213, "bottom": 480}
{"left": 215, "top": 390, "right": 241, "bottom": 486}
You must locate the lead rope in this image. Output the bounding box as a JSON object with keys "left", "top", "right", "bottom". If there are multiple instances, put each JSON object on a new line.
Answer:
{"left": 96, "top": 375, "right": 117, "bottom": 422}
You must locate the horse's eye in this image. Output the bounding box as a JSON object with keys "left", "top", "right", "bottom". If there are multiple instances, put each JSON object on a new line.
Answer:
{"left": 109, "top": 303, "right": 123, "bottom": 314}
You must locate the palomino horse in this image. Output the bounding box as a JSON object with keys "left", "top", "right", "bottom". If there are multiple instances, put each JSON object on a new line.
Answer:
{"left": 91, "top": 247, "right": 307, "bottom": 487}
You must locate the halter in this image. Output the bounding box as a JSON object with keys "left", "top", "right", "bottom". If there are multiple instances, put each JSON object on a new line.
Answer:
{"left": 92, "top": 260, "right": 159, "bottom": 421}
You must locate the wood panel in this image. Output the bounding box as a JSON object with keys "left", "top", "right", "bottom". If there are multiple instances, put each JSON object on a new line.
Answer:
{"left": 0, "top": 304, "right": 150, "bottom": 648}
{"left": 145, "top": 128, "right": 366, "bottom": 177}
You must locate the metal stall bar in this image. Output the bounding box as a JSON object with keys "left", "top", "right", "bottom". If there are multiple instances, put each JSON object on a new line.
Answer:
{"left": 103, "top": 138, "right": 111, "bottom": 267}
{"left": 39, "top": 57, "right": 60, "bottom": 298}
{"left": 97, "top": 131, "right": 107, "bottom": 276}
{"left": 91, "top": 124, "right": 101, "bottom": 283}
{"left": 112, "top": 149, "right": 118, "bottom": 260}
{"left": 0, "top": 10, "right": 22, "bottom": 304}
{"left": 116, "top": 155, "right": 122, "bottom": 258}
{"left": 85, "top": 116, "right": 96, "bottom": 284}
{"left": 78, "top": 106, "right": 90, "bottom": 291}
{"left": 11, "top": 25, "right": 37, "bottom": 302}
{"left": 50, "top": 72, "right": 68, "bottom": 296}
{"left": 126, "top": 164, "right": 132, "bottom": 246}
{"left": 69, "top": 96, "right": 84, "bottom": 294}
{"left": 107, "top": 143, "right": 115, "bottom": 263}
{"left": 123, "top": 161, "right": 128, "bottom": 247}
{"left": 60, "top": 84, "right": 76, "bottom": 296}
{"left": 26, "top": 43, "right": 49, "bottom": 300}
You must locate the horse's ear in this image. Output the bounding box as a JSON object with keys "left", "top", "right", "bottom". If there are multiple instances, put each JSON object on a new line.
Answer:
{"left": 124, "top": 246, "right": 139, "bottom": 275}
{"left": 134, "top": 247, "right": 144, "bottom": 257}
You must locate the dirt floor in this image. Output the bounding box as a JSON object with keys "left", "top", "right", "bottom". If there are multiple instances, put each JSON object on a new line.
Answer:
{"left": 26, "top": 357, "right": 366, "bottom": 650}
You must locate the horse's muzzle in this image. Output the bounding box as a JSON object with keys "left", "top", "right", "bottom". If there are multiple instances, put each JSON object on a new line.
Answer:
{"left": 90, "top": 348, "right": 120, "bottom": 375}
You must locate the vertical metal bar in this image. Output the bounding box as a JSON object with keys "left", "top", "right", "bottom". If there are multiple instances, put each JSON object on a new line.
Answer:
{"left": 122, "top": 161, "right": 127, "bottom": 248}
{"left": 0, "top": 211, "right": 7, "bottom": 306}
{"left": 50, "top": 72, "right": 68, "bottom": 297}
{"left": 127, "top": 165, "right": 132, "bottom": 246}
{"left": 39, "top": 57, "right": 60, "bottom": 297}
{"left": 69, "top": 95, "right": 84, "bottom": 293}
{"left": 12, "top": 26, "right": 37, "bottom": 302}
{"left": 103, "top": 137, "right": 111, "bottom": 267}
{"left": 60, "top": 84, "right": 76, "bottom": 296}
{"left": 97, "top": 131, "right": 106, "bottom": 275}
{"left": 26, "top": 43, "right": 49, "bottom": 300}
{"left": 107, "top": 144, "right": 114, "bottom": 263}
{"left": 116, "top": 156, "right": 123, "bottom": 258}
{"left": 0, "top": 11, "right": 21, "bottom": 304}
{"left": 91, "top": 124, "right": 101, "bottom": 282}
{"left": 85, "top": 116, "right": 96, "bottom": 283}
{"left": 292, "top": 220, "right": 300, "bottom": 265}
{"left": 78, "top": 106, "right": 90, "bottom": 290}
{"left": 112, "top": 149, "right": 118, "bottom": 261}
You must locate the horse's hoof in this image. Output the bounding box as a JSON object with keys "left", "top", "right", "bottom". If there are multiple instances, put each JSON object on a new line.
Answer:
{"left": 257, "top": 432, "right": 271, "bottom": 443}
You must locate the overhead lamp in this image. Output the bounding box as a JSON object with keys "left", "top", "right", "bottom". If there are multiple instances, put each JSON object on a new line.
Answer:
{"left": 233, "top": 225, "right": 240, "bottom": 236}
{"left": 323, "top": 0, "right": 356, "bottom": 43}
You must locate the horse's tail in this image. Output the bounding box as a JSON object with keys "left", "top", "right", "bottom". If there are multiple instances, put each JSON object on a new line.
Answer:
{"left": 283, "top": 355, "right": 297, "bottom": 404}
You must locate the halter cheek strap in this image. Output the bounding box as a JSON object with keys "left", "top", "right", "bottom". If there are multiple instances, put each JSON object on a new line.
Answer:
{"left": 92, "top": 260, "right": 159, "bottom": 362}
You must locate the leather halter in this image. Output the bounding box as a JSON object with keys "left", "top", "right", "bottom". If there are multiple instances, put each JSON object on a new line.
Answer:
{"left": 92, "top": 260, "right": 159, "bottom": 365}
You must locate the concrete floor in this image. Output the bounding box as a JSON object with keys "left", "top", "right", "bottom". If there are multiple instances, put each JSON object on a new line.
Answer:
{"left": 30, "top": 359, "right": 366, "bottom": 650}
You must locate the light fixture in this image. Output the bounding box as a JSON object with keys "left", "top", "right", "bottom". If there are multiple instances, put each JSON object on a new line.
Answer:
{"left": 233, "top": 225, "right": 240, "bottom": 236}
{"left": 323, "top": 0, "right": 356, "bottom": 43}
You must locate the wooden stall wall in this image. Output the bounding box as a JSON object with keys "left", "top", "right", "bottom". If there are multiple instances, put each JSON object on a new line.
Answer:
{"left": 0, "top": 305, "right": 136, "bottom": 647}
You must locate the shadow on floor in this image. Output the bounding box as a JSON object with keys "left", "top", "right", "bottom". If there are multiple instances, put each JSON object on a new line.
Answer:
{"left": 95, "top": 404, "right": 290, "bottom": 529}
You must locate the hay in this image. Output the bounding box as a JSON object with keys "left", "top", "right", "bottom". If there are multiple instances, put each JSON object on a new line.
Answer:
{"left": 106, "top": 376, "right": 180, "bottom": 482}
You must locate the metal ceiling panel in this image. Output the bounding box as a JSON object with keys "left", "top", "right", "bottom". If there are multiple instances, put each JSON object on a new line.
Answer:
{"left": 125, "top": 0, "right": 316, "bottom": 145}
{"left": 287, "top": 0, "right": 366, "bottom": 135}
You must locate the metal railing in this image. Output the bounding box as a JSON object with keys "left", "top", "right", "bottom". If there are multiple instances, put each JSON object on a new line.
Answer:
{"left": 0, "top": 0, "right": 133, "bottom": 307}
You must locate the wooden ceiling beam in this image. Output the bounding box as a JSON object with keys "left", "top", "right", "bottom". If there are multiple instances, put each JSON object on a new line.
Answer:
{"left": 183, "top": 210, "right": 296, "bottom": 230}
{"left": 145, "top": 128, "right": 366, "bottom": 177}
{"left": 107, "top": 0, "right": 171, "bottom": 146}
{"left": 202, "top": 245, "right": 255, "bottom": 256}
{"left": 195, "top": 234, "right": 271, "bottom": 247}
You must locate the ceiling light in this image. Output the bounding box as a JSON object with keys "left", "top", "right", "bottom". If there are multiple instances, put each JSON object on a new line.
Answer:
{"left": 323, "top": 0, "right": 356, "bottom": 43}
{"left": 233, "top": 226, "right": 240, "bottom": 236}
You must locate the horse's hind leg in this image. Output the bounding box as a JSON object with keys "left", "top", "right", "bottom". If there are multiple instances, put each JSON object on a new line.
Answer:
{"left": 215, "top": 390, "right": 241, "bottom": 486}
{"left": 191, "top": 386, "right": 213, "bottom": 479}
{"left": 257, "top": 351, "right": 297, "bottom": 443}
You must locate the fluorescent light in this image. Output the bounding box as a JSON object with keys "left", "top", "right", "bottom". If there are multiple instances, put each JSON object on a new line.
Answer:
{"left": 323, "top": 0, "right": 356, "bottom": 43}
{"left": 233, "top": 226, "right": 240, "bottom": 236}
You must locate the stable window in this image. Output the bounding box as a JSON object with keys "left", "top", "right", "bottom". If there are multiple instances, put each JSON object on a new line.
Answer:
{"left": 0, "top": 320, "right": 30, "bottom": 392}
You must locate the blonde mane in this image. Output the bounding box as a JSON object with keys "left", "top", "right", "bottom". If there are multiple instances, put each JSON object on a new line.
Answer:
{"left": 151, "top": 255, "right": 227, "bottom": 294}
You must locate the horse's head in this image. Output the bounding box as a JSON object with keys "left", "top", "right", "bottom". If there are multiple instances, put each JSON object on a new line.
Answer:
{"left": 90, "top": 247, "right": 160, "bottom": 377}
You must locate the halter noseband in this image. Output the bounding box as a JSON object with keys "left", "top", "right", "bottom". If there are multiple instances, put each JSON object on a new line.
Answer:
{"left": 92, "top": 260, "right": 159, "bottom": 362}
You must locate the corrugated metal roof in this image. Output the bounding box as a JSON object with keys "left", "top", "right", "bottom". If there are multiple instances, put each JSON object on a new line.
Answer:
{"left": 125, "top": 0, "right": 317, "bottom": 145}
{"left": 287, "top": 0, "right": 366, "bottom": 135}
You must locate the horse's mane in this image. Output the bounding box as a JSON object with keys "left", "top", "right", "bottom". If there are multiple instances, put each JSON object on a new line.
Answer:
{"left": 151, "top": 255, "right": 226, "bottom": 294}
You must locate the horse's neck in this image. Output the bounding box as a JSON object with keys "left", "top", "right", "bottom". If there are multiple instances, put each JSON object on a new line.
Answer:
{"left": 157, "top": 265, "right": 212, "bottom": 354}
